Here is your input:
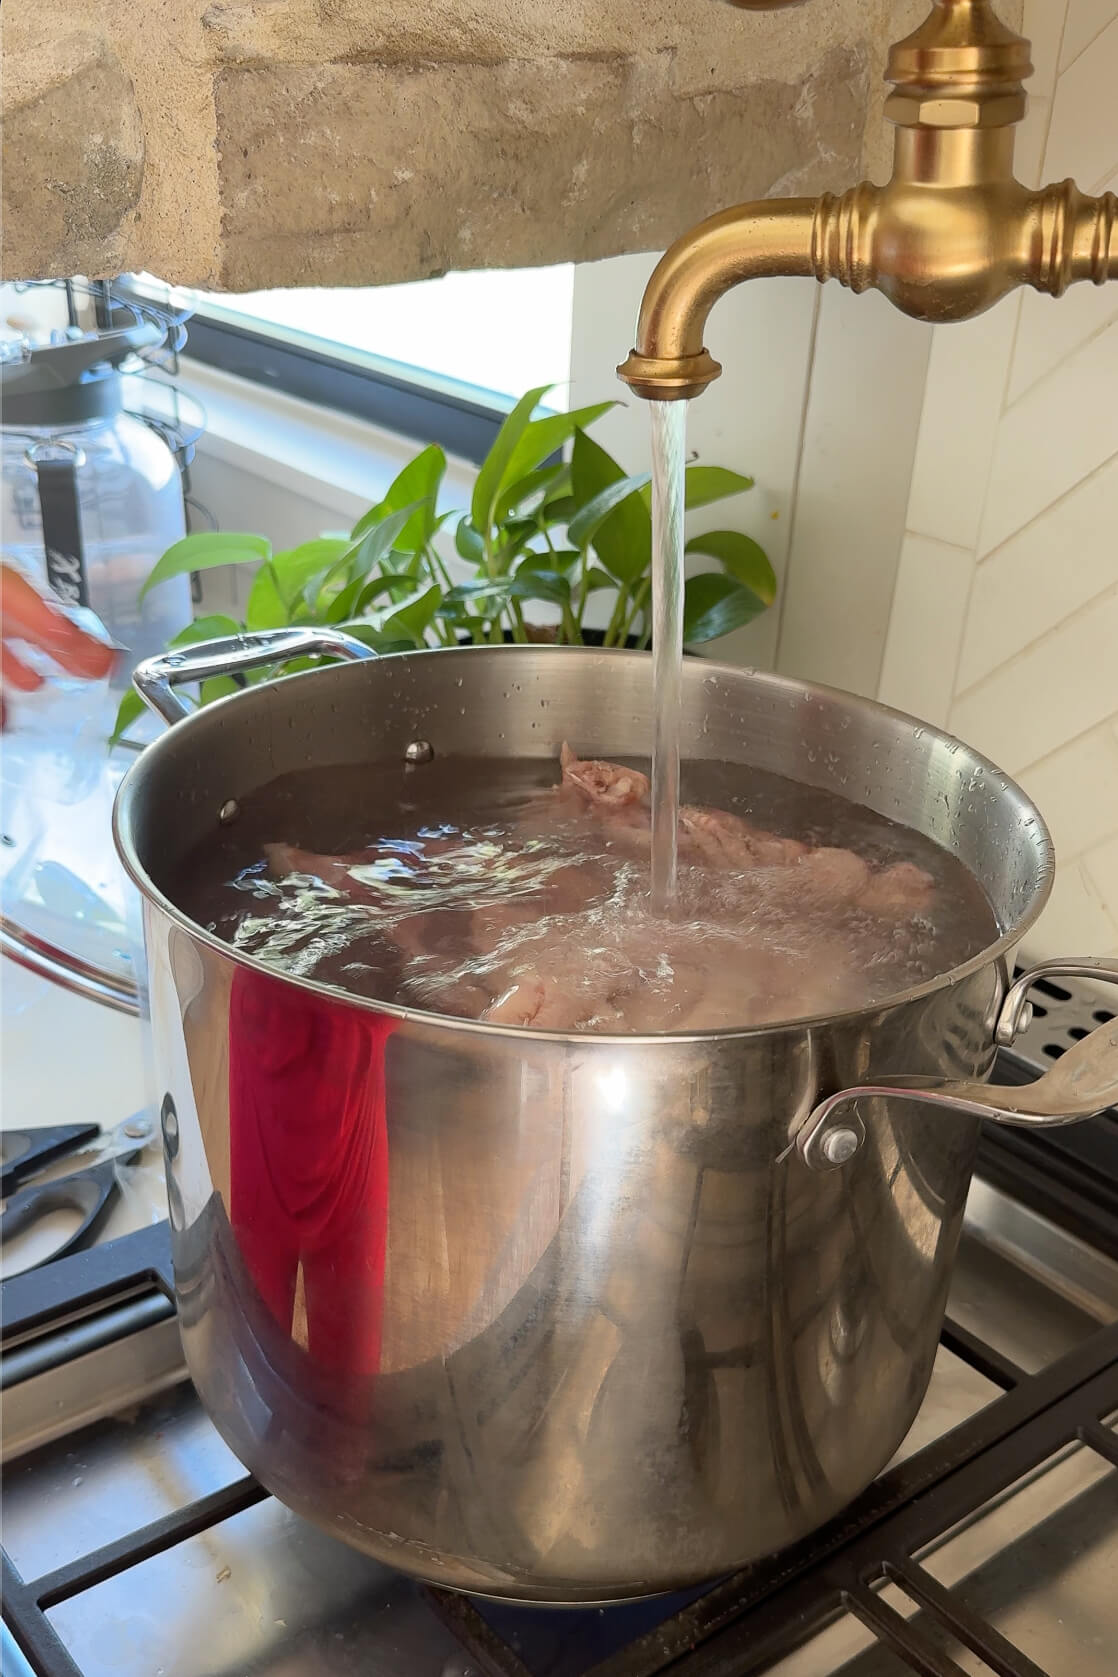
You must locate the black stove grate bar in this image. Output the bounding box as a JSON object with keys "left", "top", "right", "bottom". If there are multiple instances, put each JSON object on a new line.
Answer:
{"left": 0, "top": 1223, "right": 174, "bottom": 1349}
{"left": 1077, "top": 1418, "right": 1118, "bottom": 1469}
{"left": 844, "top": 1582, "right": 971, "bottom": 1677}
{"left": 882, "top": 1559, "right": 1049, "bottom": 1677}
{"left": 939, "top": 1318, "right": 1025, "bottom": 1390}
{"left": 1, "top": 1555, "right": 85, "bottom": 1677}
{"left": 29, "top": 1474, "right": 268, "bottom": 1609}
{"left": 1, "top": 1475, "right": 269, "bottom": 1675}
{"left": 424, "top": 1587, "right": 537, "bottom": 1677}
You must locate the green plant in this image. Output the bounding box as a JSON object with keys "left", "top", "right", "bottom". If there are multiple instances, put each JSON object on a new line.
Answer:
{"left": 112, "top": 387, "right": 776, "bottom": 745}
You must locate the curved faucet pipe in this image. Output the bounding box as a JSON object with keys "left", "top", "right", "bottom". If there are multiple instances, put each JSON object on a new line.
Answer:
{"left": 618, "top": 0, "right": 1117, "bottom": 402}
{"left": 616, "top": 200, "right": 818, "bottom": 400}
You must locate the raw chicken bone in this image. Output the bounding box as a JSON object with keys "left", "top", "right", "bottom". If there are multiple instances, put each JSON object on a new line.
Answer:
{"left": 557, "top": 745, "right": 934, "bottom": 915}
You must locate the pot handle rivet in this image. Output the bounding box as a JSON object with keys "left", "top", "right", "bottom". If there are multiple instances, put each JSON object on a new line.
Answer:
{"left": 821, "top": 1127, "right": 861, "bottom": 1165}
{"left": 798, "top": 1109, "right": 867, "bottom": 1172}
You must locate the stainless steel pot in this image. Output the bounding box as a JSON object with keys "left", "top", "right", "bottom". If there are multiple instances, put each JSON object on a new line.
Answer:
{"left": 114, "top": 627, "right": 1118, "bottom": 1602}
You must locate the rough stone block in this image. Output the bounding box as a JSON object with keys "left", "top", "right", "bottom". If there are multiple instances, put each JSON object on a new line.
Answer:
{"left": 2, "top": 26, "right": 144, "bottom": 280}
{"left": 2, "top": 0, "right": 978, "bottom": 290}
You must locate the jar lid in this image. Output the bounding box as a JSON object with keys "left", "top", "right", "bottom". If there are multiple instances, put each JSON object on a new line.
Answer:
{"left": 0, "top": 323, "right": 162, "bottom": 430}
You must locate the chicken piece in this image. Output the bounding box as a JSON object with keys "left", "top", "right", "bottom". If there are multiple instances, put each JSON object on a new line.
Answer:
{"left": 482, "top": 975, "right": 589, "bottom": 1030}
{"left": 678, "top": 806, "right": 808, "bottom": 871}
{"left": 791, "top": 845, "right": 872, "bottom": 906}
{"left": 560, "top": 746, "right": 812, "bottom": 872}
{"left": 859, "top": 861, "right": 935, "bottom": 916}
{"left": 560, "top": 743, "right": 649, "bottom": 809}
{"left": 483, "top": 978, "right": 549, "bottom": 1026}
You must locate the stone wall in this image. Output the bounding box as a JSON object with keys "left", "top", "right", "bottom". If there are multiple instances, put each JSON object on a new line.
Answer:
{"left": 3, "top": 0, "right": 937, "bottom": 289}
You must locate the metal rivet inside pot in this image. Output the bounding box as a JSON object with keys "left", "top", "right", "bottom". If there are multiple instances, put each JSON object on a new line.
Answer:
{"left": 218, "top": 800, "right": 240, "bottom": 824}
{"left": 821, "top": 1127, "right": 861, "bottom": 1166}
{"left": 405, "top": 740, "right": 435, "bottom": 764}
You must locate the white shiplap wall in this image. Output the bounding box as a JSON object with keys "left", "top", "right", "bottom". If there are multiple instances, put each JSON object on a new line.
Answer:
{"left": 878, "top": 0, "right": 1118, "bottom": 961}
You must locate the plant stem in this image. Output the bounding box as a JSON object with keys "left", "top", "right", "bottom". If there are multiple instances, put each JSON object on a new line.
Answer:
{"left": 575, "top": 548, "right": 590, "bottom": 631}
{"left": 620, "top": 577, "right": 651, "bottom": 646}
{"left": 422, "top": 542, "right": 457, "bottom": 644}
{"left": 602, "top": 587, "right": 630, "bottom": 648}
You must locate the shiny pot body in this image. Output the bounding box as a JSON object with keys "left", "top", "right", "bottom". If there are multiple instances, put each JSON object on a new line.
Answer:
{"left": 116, "top": 647, "right": 1053, "bottom": 1601}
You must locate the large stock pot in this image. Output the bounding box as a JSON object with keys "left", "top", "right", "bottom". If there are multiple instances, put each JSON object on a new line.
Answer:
{"left": 113, "top": 627, "right": 1118, "bottom": 1602}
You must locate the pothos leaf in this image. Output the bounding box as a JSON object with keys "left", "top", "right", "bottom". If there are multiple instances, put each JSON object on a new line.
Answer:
{"left": 684, "top": 529, "right": 776, "bottom": 605}
{"left": 139, "top": 533, "right": 271, "bottom": 600}
{"left": 682, "top": 573, "right": 768, "bottom": 643}
{"left": 570, "top": 429, "right": 651, "bottom": 586}
{"left": 567, "top": 473, "right": 650, "bottom": 551}
{"left": 109, "top": 688, "right": 146, "bottom": 747}
{"left": 471, "top": 385, "right": 552, "bottom": 535}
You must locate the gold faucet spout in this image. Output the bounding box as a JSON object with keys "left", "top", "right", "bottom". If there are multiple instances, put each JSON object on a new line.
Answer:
{"left": 618, "top": 0, "right": 1117, "bottom": 402}
{"left": 617, "top": 200, "right": 819, "bottom": 400}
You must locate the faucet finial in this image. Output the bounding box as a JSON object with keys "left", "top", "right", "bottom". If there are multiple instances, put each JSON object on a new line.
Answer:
{"left": 884, "top": 0, "right": 1032, "bottom": 129}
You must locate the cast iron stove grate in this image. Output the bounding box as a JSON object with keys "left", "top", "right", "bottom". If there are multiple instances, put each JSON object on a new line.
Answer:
{"left": 4, "top": 1225, "right": 1116, "bottom": 1677}
{"left": 2, "top": 1220, "right": 1112, "bottom": 1677}
{"left": 2, "top": 974, "right": 1117, "bottom": 1677}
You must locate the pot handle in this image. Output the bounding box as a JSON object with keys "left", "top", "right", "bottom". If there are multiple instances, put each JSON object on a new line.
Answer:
{"left": 132, "top": 626, "right": 377, "bottom": 727}
{"left": 798, "top": 958, "right": 1118, "bottom": 1172}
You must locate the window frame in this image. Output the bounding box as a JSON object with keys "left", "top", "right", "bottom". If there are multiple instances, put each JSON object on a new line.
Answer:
{"left": 113, "top": 279, "right": 517, "bottom": 465}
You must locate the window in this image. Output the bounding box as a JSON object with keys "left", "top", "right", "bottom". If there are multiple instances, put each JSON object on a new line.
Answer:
{"left": 123, "top": 267, "right": 575, "bottom": 463}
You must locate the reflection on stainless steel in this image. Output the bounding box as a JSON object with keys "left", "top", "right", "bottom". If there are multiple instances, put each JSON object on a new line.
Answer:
{"left": 108, "top": 643, "right": 1117, "bottom": 1599}
{"left": 151, "top": 927, "right": 994, "bottom": 1600}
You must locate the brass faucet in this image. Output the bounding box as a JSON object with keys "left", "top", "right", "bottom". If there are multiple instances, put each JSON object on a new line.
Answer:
{"left": 617, "top": 0, "right": 1117, "bottom": 400}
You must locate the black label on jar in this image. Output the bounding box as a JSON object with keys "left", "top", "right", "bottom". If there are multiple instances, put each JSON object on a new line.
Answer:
{"left": 35, "top": 456, "right": 89, "bottom": 608}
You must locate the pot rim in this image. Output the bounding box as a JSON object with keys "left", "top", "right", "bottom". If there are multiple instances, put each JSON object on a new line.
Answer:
{"left": 112, "top": 646, "right": 1055, "bottom": 1047}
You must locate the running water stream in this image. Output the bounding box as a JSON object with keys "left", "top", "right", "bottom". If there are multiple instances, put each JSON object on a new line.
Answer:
{"left": 648, "top": 400, "right": 688, "bottom": 913}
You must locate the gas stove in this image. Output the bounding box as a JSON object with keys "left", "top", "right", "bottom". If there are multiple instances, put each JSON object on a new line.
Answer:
{"left": 3, "top": 978, "right": 1117, "bottom": 1677}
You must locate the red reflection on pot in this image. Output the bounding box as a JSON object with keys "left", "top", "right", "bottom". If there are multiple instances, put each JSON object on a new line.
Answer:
{"left": 228, "top": 970, "right": 392, "bottom": 1376}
